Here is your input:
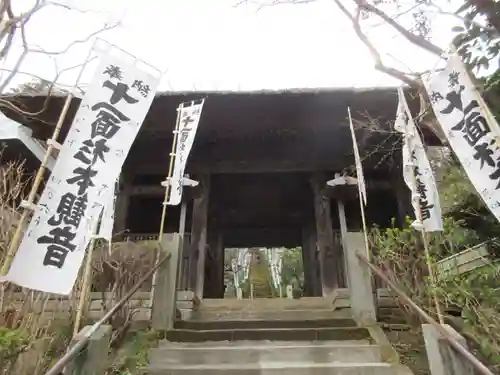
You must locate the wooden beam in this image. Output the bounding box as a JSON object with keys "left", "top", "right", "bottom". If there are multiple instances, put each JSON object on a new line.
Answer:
{"left": 222, "top": 227, "right": 301, "bottom": 248}
{"left": 130, "top": 185, "right": 164, "bottom": 196}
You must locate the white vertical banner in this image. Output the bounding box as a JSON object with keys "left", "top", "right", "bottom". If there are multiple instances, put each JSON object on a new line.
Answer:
{"left": 269, "top": 249, "right": 282, "bottom": 289}
{"left": 231, "top": 258, "right": 240, "bottom": 289}
{"left": 347, "top": 107, "right": 367, "bottom": 205}
{"left": 5, "top": 45, "right": 161, "bottom": 294}
{"left": 239, "top": 248, "right": 251, "bottom": 281}
{"left": 97, "top": 179, "right": 118, "bottom": 242}
{"left": 167, "top": 100, "right": 205, "bottom": 205}
{"left": 424, "top": 52, "right": 500, "bottom": 223}
{"left": 395, "top": 87, "right": 443, "bottom": 232}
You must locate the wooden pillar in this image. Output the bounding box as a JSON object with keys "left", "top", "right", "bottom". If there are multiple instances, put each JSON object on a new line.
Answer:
{"left": 301, "top": 222, "right": 321, "bottom": 297}
{"left": 114, "top": 174, "right": 131, "bottom": 234}
{"left": 189, "top": 174, "right": 210, "bottom": 299}
{"left": 204, "top": 230, "right": 224, "bottom": 298}
{"left": 335, "top": 198, "right": 349, "bottom": 288}
{"left": 310, "top": 173, "right": 341, "bottom": 296}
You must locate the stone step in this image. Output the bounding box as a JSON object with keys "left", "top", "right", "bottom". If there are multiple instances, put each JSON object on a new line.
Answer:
{"left": 199, "top": 297, "right": 331, "bottom": 311}
{"left": 158, "top": 339, "right": 371, "bottom": 348}
{"left": 165, "top": 327, "right": 371, "bottom": 342}
{"left": 149, "top": 342, "right": 382, "bottom": 365}
{"left": 190, "top": 309, "right": 345, "bottom": 322}
{"left": 145, "top": 362, "right": 395, "bottom": 375}
{"left": 174, "top": 317, "right": 356, "bottom": 330}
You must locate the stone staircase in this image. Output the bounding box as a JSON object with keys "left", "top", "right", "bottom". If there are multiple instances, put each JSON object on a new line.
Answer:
{"left": 145, "top": 297, "right": 413, "bottom": 375}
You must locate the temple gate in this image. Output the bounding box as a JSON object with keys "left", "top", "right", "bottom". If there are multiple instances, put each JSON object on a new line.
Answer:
{"left": 2, "top": 87, "right": 441, "bottom": 300}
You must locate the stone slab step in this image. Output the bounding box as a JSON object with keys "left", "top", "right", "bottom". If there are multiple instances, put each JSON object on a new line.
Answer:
{"left": 190, "top": 309, "right": 345, "bottom": 322}
{"left": 145, "top": 362, "right": 395, "bottom": 375}
{"left": 158, "top": 339, "right": 371, "bottom": 348}
{"left": 149, "top": 342, "right": 382, "bottom": 365}
{"left": 199, "top": 297, "right": 331, "bottom": 311}
{"left": 165, "top": 327, "right": 371, "bottom": 342}
{"left": 174, "top": 318, "right": 356, "bottom": 330}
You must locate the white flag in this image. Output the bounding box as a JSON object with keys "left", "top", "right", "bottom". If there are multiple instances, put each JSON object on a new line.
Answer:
{"left": 231, "top": 258, "right": 240, "bottom": 289}
{"left": 5, "top": 47, "right": 161, "bottom": 294}
{"left": 424, "top": 52, "right": 500, "bottom": 223}
{"left": 347, "top": 107, "right": 367, "bottom": 205}
{"left": 395, "top": 87, "right": 443, "bottom": 232}
{"left": 97, "top": 179, "right": 118, "bottom": 242}
{"left": 167, "top": 101, "right": 205, "bottom": 205}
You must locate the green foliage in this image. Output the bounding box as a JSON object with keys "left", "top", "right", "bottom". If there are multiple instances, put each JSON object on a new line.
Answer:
{"left": 281, "top": 247, "right": 304, "bottom": 290}
{"left": 369, "top": 216, "right": 477, "bottom": 326}
{"left": 0, "top": 327, "right": 30, "bottom": 363}
{"left": 438, "top": 153, "right": 500, "bottom": 255}
{"left": 106, "top": 329, "right": 158, "bottom": 375}
{"left": 370, "top": 217, "right": 500, "bottom": 370}
{"left": 439, "top": 265, "right": 500, "bottom": 369}
{"left": 371, "top": 216, "right": 477, "bottom": 260}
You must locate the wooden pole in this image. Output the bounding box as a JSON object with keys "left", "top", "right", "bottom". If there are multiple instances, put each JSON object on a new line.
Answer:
{"left": 347, "top": 108, "right": 371, "bottom": 260}
{"left": 0, "top": 44, "right": 95, "bottom": 276}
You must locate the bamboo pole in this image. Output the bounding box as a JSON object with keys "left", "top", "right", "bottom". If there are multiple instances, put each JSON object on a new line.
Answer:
{"left": 73, "top": 218, "right": 100, "bottom": 336}
{"left": 0, "top": 43, "right": 95, "bottom": 276}
{"left": 157, "top": 102, "right": 184, "bottom": 242}
{"left": 148, "top": 102, "right": 184, "bottom": 318}
{"left": 347, "top": 108, "right": 371, "bottom": 260}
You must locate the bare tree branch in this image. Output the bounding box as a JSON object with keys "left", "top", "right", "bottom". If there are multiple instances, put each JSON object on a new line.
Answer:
{"left": 428, "top": 2, "right": 499, "bottom": 35}
{"left": 235, "top": 0, "right": 316, "bottom": 7}
{"left": 350, "top": 0, "right": 444, "bottom": 56}
{"left": 333, "top": 0, "right": 419, "bottom": 86}
{"left": 0, "top": 0, "right": 119, "bottom": 121}
{"left": 28, "top": 22, "right": 119, "bottom": 55}
{"left": 0, "top": 6, "right": 32, "bottom": 93}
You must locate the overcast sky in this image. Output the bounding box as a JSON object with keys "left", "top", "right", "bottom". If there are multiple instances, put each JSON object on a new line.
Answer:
{"left": 6, "top": 0, "right": 460, "bottom": 93}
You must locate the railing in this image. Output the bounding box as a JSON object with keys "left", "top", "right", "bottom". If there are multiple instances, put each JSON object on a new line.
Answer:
{"left": 44, "top": 252, "right": 171, "bottom": 375}
{"left": 356, "top": 252, "right": 494, "bottom": 375}
{"left": 121, "top": 233, "right": 161, "bottom": 242}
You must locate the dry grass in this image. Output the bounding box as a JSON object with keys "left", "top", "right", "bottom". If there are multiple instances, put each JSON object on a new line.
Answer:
{"left": 0, "top": 157, "right": 158, "bottom": 375}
